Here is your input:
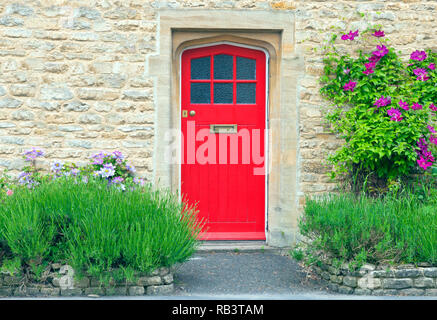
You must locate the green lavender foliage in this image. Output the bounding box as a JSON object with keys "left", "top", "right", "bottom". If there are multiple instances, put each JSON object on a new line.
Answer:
{"left": 299, "top": 185, "right": 437, "bottom": 267}
{"left": 0, "top": 178, "right": 202, "bottom": 280}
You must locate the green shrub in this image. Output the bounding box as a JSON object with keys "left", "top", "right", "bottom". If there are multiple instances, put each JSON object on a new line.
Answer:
{"left": 299, "top": 188, "right": 437, "bottom": 268}
{"left": 0, "top": 177, "right": 202, "bottom": 282}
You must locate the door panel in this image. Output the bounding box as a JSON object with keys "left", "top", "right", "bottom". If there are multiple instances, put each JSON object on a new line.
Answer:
{"left": 181, "top": 44, "right": 266, "bottom": 240}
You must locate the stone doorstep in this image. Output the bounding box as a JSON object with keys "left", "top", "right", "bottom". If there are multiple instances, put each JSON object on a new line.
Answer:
{"left": 197, "top": 241, "right": 287, "bottom": 253}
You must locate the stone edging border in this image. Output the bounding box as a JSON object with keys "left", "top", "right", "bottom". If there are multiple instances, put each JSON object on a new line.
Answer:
{"left": 311, "top": 258, "right": 437, "bottom": 296}
{"left": 0, "top": 264, "right": 174, "bottom": 297}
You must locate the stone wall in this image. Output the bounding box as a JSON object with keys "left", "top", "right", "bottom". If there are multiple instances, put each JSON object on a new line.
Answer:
{"left": 0, "top": 264, "right": 174, "bottom": 297}
{"left": 312, "top": 259, "right": 437, "bottom": 296}
{"left": 0, "top": 0, "right": 436, "bottom": 198}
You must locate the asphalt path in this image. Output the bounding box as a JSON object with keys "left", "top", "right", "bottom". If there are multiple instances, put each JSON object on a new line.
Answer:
{"left": 173, "top": 251, "right": 332, "bottom": 296}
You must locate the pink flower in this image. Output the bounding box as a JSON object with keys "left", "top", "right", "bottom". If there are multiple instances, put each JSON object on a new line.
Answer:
{"left": 413, "top": 68, "right": 429, "bottom": 81}
{"left": 348, "top": 30, "right": 359, "bottom": 40}
{"left": 428, "top": 125, "right": 436, "bottom": 134}
{"left": 6, "top": 189, "right": 13, "bottom": 196}
{"left": 398, "top": 100, "right": 409, "bottom": 111}
{"left": 387, "top": 108, "right": 403, "bottom": 122}
{"left": 417, "top": 156, "right": 433, "bottom": 170}
{"left": 418, "top": 74, "right": 429, "bottom": 81}
{"left": 413, "top": 68, "right": 427, "bottom": 76}
{"left": 369, "top": 55, "right": 381, "bottom": 63}
{"left": 363, "top": 62, "right": 376, "bottom": 75}
{"left": 374, "top": 95, "right": 391, "bottom": 108}
{"left": 343, "top": 81, "right": 357, "bottom": 92}
{"left": 372, "top": 30, "right": 385, "bottom": 38}
{"left": 344, "top": 68, "right": 351, "bottom": 74}
{"left": 410, "top": 50, "right": 427, "bottom": 61}
{"left": 429, "top": 103, "right": 437, "bottom": 111}
{"left": 341, "top": 30, "right": 359, "bottom": 41}
{"left": 365, "top": 62, "right": 376, "bottom": 69}
{"left": 411, "top": 103, "right": 423, "bottom": 110}
{"left": 341, "top": 34, "right": 350, "bottom": 40}
{"left": 372, "top": 45, "right": 389, "bottom": 58}
{"left": 428, "top": 63, "right": 436, "bottom": 70}
{"left": 430, "top": 135, "right": 437, "bottom": 145}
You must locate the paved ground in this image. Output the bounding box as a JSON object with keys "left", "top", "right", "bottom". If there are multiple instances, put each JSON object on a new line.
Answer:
{"left": 172, "top": 251, "right": 333, "bottom": 297}
{"left": 2, "top": 251, "right": 436, "bottom": 300}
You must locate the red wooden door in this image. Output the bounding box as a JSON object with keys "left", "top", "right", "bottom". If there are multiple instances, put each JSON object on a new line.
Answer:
{"left": 181, "top": 44, "right": 266, "bottom": 240}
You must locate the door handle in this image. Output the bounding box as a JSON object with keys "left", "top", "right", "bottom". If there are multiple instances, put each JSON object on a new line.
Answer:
{"left": 189, "top": 110, "right": 196, "bottom": 117}
{"left": 210, "top": 124, "right": 238, "bottom": 134}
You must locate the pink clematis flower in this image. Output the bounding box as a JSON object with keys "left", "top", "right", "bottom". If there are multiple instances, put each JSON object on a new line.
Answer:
{"left": 372, "top": 45, "right": 389, "bottom": 58}
{"left": 374, "top": 95, "right": 391, "bottom": 108}
{"left": 410, "top": 50, "right": 427, "bottom": 61}
{"left": 372, "top": 30, "right": 385, "bottom": 38}
{"left": 6, "top": 189, "right": 13, "bottom": 196}
{"left": 343, "top": 81, "right": 357, "bottom": 92}
{"left": 399, "top": 100, "right": 409, "bottom": 111}
{"left": 387, "top": 108, "right": 403, "bottom": 122}
{"left": 411, "top": 103, "right": 423, "bottom": 110}
{"left": 417, "top": 157, "right": 433, "bottom": 170}
{"left": 363, "top": 61, "right": 376, "bottom": 75}
{"left": 341, "top": 30, "right": 359, "bottom": 41}
{"left": 413, "top": 68, "right": 429, "bottom": 81}
{"left": 428, "top": 63, "right": 436, "bottom": 70}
